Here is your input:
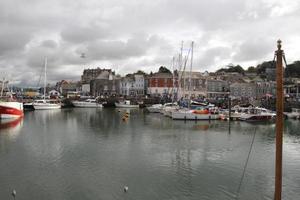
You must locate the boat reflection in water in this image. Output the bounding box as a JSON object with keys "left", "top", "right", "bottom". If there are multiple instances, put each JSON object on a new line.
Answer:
{"left": 0, "top": 117, "right": 23, "bottom": 139}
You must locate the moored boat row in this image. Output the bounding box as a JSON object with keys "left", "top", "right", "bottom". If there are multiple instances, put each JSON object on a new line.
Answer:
{"left": 146, "top": 102, "right": 277, "bottom": 122}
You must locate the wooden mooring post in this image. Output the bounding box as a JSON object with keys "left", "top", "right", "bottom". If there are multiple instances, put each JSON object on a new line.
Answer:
{"left": 274, "top": 39, "right": 284, "bottom": 200}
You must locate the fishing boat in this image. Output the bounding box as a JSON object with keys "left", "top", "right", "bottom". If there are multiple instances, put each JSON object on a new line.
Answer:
{"left": 72, "top": 98, "right": 103, "bottom": 108}
{"left": 115, "top": 100, "right": 139, "bottom": 108}
{"left": 0, "top": 79, "right": 24, "bottom": 119}
{"left": 33, "top": 58, "right": 61, "bottom": 110}
{"left": 0, "top": 100, "right": 24, "bottom": 119}
{"left": 171, "top": 106, "right": 220, "bottom": 120}
{"left": 239, "top": 107, "right": 276, "bottom": 121}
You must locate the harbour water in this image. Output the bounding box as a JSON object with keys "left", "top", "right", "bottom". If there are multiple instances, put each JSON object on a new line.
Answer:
{"left": 0, "top": 108, "right": 300, "bottom": 200}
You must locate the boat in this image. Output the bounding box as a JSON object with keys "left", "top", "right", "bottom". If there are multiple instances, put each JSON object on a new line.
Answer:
{"left": 115, "top": 100, "right": 139, "bottom": 108}
{"left": 0, "top": 100, "right": 24, "bottom": 119}
{"left": 220, "top": 106, "right": 250, "bottom": 120}
{"left": 23, "top": 102, "right": 35, "bottom": 110}
{"left": 284, "top": 108, "right": 300, "bottom": 119}
{"left": 33, "top": 58, "right": 61, "bottom": 110}
{"left": 171, "top": 106, "right": 220, "bottom": 120}
{"left": 239, "top": 107, "right": 276, "bottom": 121}
{"left": 72, "top": 99, "right": 103, "bottom": 108}
{"left": 0, "top": 79, "right": 24, "bottom": 119}
{"left": 146, "top": 104, "right": 163, "bottom": 113}
{"left": 160, "top": 102, "right": 179, "bottom": 116}
{"left": 33, "top": 99, "right": 61, "bottom": 110}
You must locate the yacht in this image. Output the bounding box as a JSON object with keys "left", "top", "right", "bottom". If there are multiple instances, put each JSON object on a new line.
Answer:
{"left": 33, "top": 58, "right": 61, "bottom": 110}
{"left": 115, "top": 100, "right": 139, "bottom": 108}
{"left": 239, "top": 107, "right": 276, "bottom": 121}
{"left": 72, "top": 99, "right": 103, "bottom": 108}
{"left": 146, "top": 104, "right": 163, "bottom": 113}
{"left": 33, "top": 99, "right": 61, "bottom": 110}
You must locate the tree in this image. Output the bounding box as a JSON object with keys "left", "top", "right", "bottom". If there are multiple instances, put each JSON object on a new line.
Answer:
{"left": 285, "top": 61, "right": 300, "bottom": 78}
{"left": 256, "top": 61, "right": 274, "bottom": 75}
{"left": 158, "top": 66, "right": 171, "bottom": 74}
{"left": 246, "top": 66, "right": 257, "bottom": 73}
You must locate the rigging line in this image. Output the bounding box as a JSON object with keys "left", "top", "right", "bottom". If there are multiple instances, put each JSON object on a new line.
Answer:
{"left": 236, "top": 127, "right": 257, "bottom": 200}
{"left": 283, "top": 53, "right": 288, "bottom": 67}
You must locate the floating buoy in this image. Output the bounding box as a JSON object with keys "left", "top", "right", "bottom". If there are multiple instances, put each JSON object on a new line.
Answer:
{"left": 11, "top": 189, "right": 16, "bottom": 199}
{"left": 124, "top": 186, "right": 128, "bottom": 192}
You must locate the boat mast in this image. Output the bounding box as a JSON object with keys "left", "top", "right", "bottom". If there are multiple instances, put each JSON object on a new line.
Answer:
{"left": 274, "top": 39, "right": 284, "bottom": 200}
{"left": 172, "top": 56, "right": 175, "bottom": 102}
{"left": 0, "top": 78, "right": 4, "bottom": 97}
{"left": 44, "top": 57, "right": 47, "bottom": 101}
{"left": 188, "top": 41, "right": 194, "bottom": 105}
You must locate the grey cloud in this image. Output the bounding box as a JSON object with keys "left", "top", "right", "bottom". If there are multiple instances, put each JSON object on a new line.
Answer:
{"left": 0, "top": 0, "right": 299, "bottom": 86}
{"left": 233, "top": 38, "right": 274, "bottom": 62}
{"left": 41, "top": 40, "right": 58, "bottom": 49}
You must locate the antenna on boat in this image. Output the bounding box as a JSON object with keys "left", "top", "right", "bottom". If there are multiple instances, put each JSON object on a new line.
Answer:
{"left": 274, "top": 39, "right": 284, "bottom": 200}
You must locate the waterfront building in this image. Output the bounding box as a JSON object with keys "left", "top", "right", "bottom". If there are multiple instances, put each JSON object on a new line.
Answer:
{"left": 90, "top": 69, "right": 121, "bottom": 97}
{"left": 230, "top": 82, "right": 256, "bottom": 99}
{"left": 56, "top": 80, "right": 80, "bottom": 96}
{"left": 147, "top": 72, "right": 178, "bottom": 97}
{"left": 81, "top": 68, "right": 111, "bottom": 84}
{"left": 256, "top": 81, "right": 276, "bottom": 98}
{"left": 177, "top": 71, "right": 207, "bottom": 98}
{"left": 120, "top": 73, "right": 145, "bottom": 96}
{"left": 206, "top": 79, "right": 229, "bottom": 98}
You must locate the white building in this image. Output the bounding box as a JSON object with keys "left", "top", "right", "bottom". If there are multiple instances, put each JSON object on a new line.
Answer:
{"left": 120, "top": 74, "right": 145, "bottom": 96}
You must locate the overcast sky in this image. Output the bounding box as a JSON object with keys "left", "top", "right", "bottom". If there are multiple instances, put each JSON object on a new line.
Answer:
{"left": 1, "top": 0, "right": 300, "bottom": 86}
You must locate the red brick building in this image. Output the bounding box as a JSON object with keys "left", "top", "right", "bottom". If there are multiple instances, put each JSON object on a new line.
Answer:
{"left": 147, "top": 72, "right": 178, "bottom": 96}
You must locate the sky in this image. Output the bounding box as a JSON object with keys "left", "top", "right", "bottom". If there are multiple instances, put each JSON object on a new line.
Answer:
{"left": 1, "top": 0, "right": 300, "bottom": 86}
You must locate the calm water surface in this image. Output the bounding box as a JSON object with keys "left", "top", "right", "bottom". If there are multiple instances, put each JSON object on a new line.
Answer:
{"left": 0, "top": 108, "right": 300, "bottom": 200}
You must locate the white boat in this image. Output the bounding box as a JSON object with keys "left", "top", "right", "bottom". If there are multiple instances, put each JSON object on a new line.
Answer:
{"left": 33, "top": 99, "right": 61, "bottom": 110}
{"left": 239, "top": 107, "right": 276, "bottom": 121}
{"left": 284, "top": 108, "right": 300, "bottom": 119}
{"left": 115, "top": 100, "right": 139, "bottom": 108}
{"left": 72, "top": 99, "right": 103, "bottom": 108}
{"left": 171, "top": 107, "right": 220, "bottom": 120}
{"left": 160, "top": 102, "right": 179, "bottom": 116}
{"left": 33, "top": 58, "right": 61, "bottom": 110}
{"left": 220, "top": 106, "right": 250, "bottom": 120}
{"left": 146, "top": 104, "right": 163, "bottom": 113}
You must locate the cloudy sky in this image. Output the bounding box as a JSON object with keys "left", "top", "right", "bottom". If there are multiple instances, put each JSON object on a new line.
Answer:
{"left": 1, "top": 0, "right": 300, "bottom": 86}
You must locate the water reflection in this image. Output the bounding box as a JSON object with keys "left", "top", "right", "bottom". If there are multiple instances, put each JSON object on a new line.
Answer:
{"left": 0, "top": 109, "right": 300, "bottom": 200}
{"left": 0, "top": 117, "right": 23, "bottom": 139}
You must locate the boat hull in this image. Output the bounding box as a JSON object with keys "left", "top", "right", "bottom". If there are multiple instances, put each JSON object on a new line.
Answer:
{"left": 72, "top": 101, "right": 103, "bottom": 108}
{"left": 239, "top": 114, "right": 275, "bottom": 121}
{"left": 172, "top": 111, "right": 220, "bottom": 120}
{"left": 0, "top": 102, "right": 24, "bottom": 119}
{"left": 33, "top": 104, "right": 61, "bottom": 110}
{"left": 115, "top": 103, "right": 139, "bottom": 108}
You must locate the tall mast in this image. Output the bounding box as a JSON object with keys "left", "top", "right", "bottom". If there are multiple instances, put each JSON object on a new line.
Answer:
{"left": 189, "top": 41, "right": 194, "bottom": 100}
{"left": 172, "top": 56, "right": 175, "bottom": 102}
{"left": 44, "top": 57, "right": 47, "bottom": 100}
{"left": 0, "top": 78, "right": 5, "bottom": 97}
{"left": 274, "top": 39, "right": 284, "bottom": 200}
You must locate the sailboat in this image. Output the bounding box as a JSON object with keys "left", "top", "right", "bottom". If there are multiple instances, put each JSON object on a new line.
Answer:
{"left": 33, "top": 58, "right": 61, "bottom": 110}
